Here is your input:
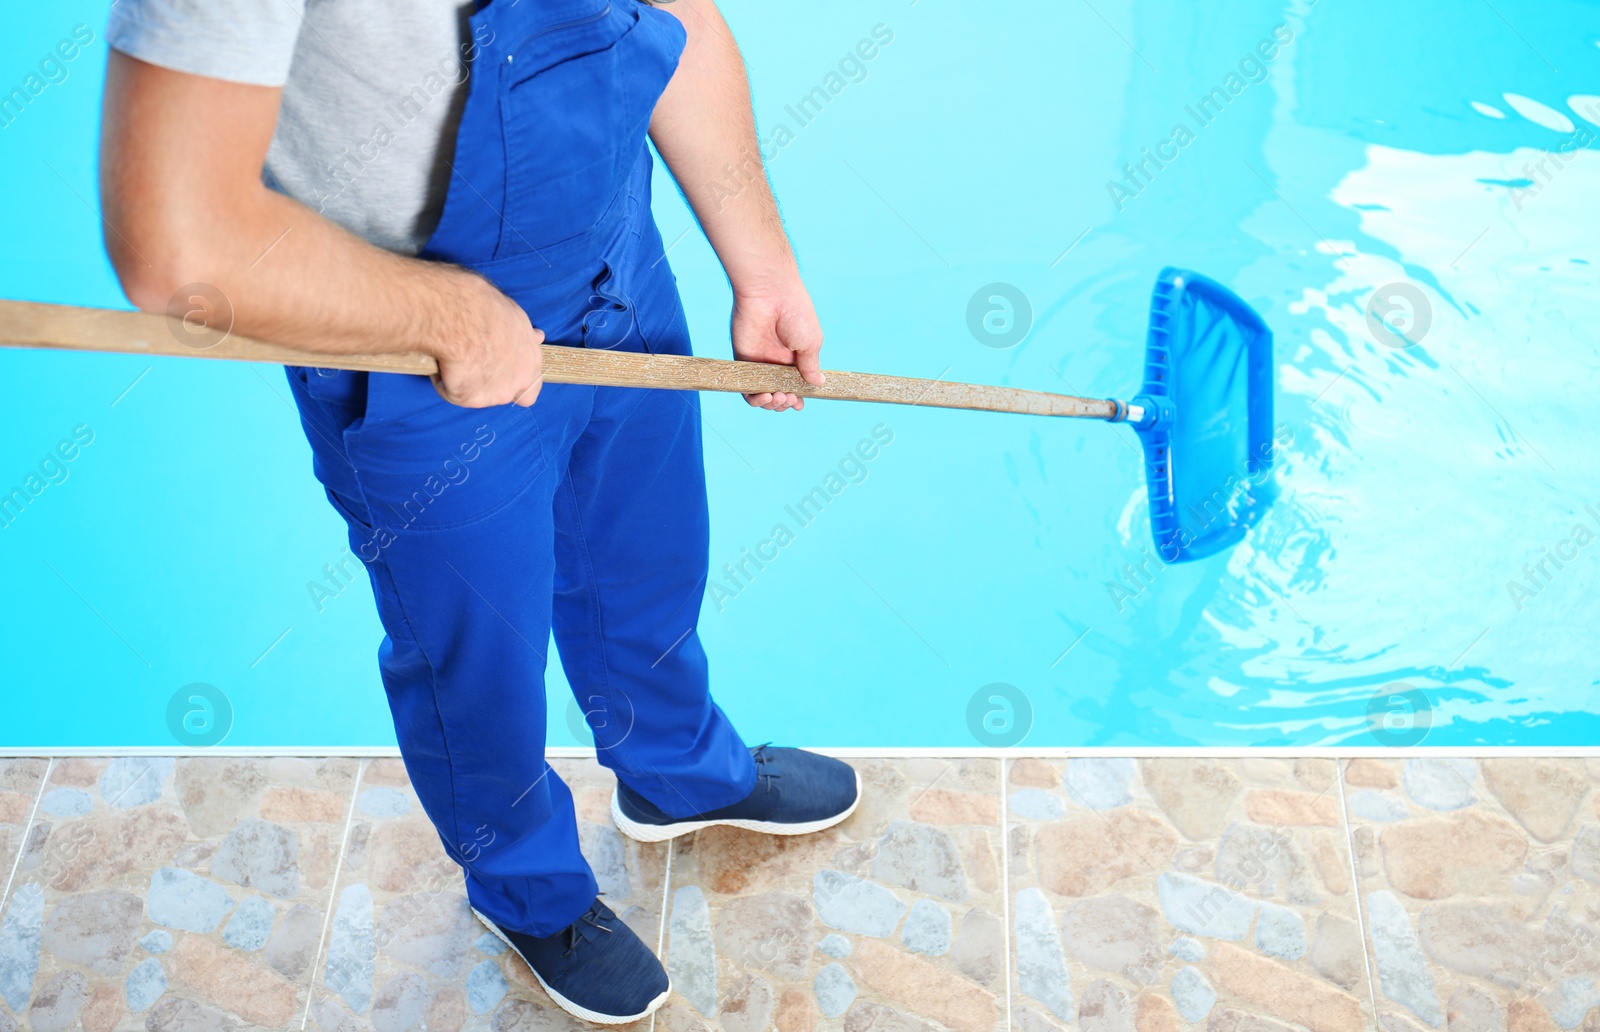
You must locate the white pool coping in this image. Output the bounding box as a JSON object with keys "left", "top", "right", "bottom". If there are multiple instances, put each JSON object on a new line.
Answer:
{"left": 2, "top": 745, "right": 1598, "bottom": 758}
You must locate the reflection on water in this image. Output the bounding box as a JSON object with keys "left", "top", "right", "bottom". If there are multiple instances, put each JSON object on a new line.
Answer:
{"left": 1072, "top": 0, "right": 1600, "bottom": 745}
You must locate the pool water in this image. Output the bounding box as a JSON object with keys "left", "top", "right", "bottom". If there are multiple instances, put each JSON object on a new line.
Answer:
{"left": 2, "top": 0, "right": 1597, "bottom": 749}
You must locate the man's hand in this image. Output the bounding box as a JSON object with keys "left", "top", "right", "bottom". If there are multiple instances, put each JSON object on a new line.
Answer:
{"left": 431, "top": 279, "right": 545, "bottom": 408}
{"left": 731, "top": 274, "right": 825, "bottom": 412}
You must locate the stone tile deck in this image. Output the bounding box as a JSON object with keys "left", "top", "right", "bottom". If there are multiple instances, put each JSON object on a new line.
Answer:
{"left": 0, "top": 755, "right": 1592, "bottom": 1031}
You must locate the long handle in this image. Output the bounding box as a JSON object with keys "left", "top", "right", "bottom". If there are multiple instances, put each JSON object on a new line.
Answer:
{"left": 0, "top": 299, "right": 1119, "bottom": 419}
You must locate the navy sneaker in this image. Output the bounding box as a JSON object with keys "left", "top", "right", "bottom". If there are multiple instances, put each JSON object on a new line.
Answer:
{"left": 611, "top": 746, "right": 861, "bottom": 843}
{"left": 471, "top": 899, "right": 669, "bottom": 1024}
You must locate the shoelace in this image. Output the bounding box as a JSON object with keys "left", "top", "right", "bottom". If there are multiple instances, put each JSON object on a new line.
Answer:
{"left": 752, "top": 744, "right": 782, "bottom": 795}
{"left": 563, "top": 901, "right": 615, "bottom": 958}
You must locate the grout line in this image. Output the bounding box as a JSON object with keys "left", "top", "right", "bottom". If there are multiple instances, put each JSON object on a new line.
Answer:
{"left": 1333, "top": 759, "right": 1380, "bottom": 1026}
{"left": 301, "top": 758, "right": 366, "bottom": 1032}
{"left": 0, "top": 758, "right": 53, "bottom": 918}
{"left": 651, "top": 835, "right": 676, "bottom": 1032}
{"left": 999, "top": 757, "right": 1014, "bottom": 1032}
{"left": 657, "top": 838, "right": 674, "bottom": 956}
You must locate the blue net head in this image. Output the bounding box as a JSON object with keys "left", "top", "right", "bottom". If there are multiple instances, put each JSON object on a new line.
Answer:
{"left": 1132, "top": 268, "right": 1276, "bottom": 563}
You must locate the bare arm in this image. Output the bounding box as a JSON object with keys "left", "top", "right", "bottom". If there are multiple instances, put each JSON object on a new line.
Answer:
{"left": 648, "top": 0, "right": 824, "bottom": 412}
{"left": 99, "top": 51, "right": 541, "bottom": 408}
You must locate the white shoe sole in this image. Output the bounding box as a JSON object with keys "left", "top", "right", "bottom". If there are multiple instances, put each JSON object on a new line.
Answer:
{"left": 610, "top": 770, "right": 863, "bottom": 843}
{"left": 470, "top": 907, "right": 671, "bottom": 1025}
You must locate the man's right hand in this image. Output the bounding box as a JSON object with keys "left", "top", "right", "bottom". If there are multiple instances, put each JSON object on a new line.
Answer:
{"left": 430, "top": 278, "right": 545, "bottom": 409}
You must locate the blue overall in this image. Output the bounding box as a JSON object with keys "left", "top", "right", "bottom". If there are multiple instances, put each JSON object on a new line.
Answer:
{"left": 285, "top": 0, "right": 756, "bottom": 937}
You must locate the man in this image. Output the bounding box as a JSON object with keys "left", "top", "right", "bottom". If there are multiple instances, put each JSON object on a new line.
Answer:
{"left": 100, "top": 0, "right": 860, "bottom": 1022}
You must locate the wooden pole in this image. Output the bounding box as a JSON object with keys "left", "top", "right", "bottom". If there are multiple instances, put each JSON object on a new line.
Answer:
{"left": 0, "top": 299, "right": 1119, "bottom": 419}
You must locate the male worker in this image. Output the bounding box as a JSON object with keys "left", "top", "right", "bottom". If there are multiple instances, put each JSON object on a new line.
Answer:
{"left": 100, "top": 0, "right": 860, "bottom": 1022}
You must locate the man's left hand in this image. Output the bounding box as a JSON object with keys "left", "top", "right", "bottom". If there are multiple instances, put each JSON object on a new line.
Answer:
{"left": 730, "top": 275, "right": 825, "bottom": 412}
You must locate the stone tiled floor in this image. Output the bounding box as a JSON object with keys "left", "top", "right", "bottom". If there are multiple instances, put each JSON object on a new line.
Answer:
{"left": 0, "top": 755, "right": 1593, "bottom": 1032}
{"left": 1, "top": 757, "right": 360, "bottom": 1031}
{"left": 663, "top": 758, "right": 1008, "bottom": 1032}
{"left": 1005, "top": 759, "right": 1370, "bottom": 1032}
{"left": 1340, "top": 758, "right": 1600, "bottom": 1032}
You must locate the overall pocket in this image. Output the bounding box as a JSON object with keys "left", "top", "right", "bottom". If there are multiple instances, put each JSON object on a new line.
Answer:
{"left": 495, "top": 0, "right": 686, "bottom": 257}
{"left": 346, "top": 382, "right": 549, "bottom": 535}
{"left": 498, "top": 3, "right": 644, "bottom": 255}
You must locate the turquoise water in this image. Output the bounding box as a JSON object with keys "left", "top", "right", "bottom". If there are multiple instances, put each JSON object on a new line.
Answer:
{"left": 2, "top": 1, "right": 1597, "bottom": 749}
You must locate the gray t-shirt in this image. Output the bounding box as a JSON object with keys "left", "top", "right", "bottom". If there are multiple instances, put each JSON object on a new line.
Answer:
{"left": 107, "top": 0, "right": 475, "bottom": 255}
